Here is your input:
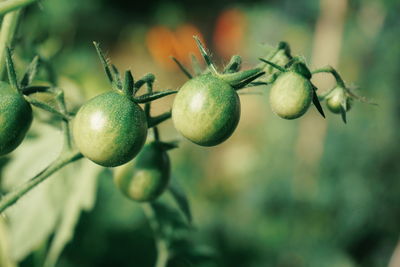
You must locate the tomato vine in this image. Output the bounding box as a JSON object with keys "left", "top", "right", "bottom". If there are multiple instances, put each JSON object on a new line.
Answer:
{"left": 0, "top": 2, "right": 375, "bottom": 267}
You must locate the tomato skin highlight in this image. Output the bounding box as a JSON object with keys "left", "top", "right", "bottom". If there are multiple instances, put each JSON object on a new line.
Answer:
{"left": 0, "top": 82, "right": 33, "bottom": 156}
{"left": 114, "top": 142, "right": 170, "bottom": 202}
{"left": 73, "top": 91, "right": 148, "bottom": 167}
{"left": 269, "top": 72, "right": 312, "bottom": 119}
{"left": 172, "top": 73, "right": 240, "bottom": 146}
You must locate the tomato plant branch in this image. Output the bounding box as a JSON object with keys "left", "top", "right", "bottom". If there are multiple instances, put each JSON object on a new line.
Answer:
{"left": 0, "top": 150, "right": 83, "bottom": 213}
{"left": 148, "top": 111, "right": 172, "bottom": 128}
{"left": 54, "top": 90, "right": 73, "bottom": 149}
{"left": 0, "top": 9, "right": 20, "bottom": 78}
{"left": 312, "top": 65, "right": 345, "bottom": 88}
{"left": 142, "top": 203, "right": 170, "bottom": 267}
{"left": 0, "top": 0, "right": 35, "bottom": 15}
{"left": 25, "top": 96, "right": 71, "bottom": 121}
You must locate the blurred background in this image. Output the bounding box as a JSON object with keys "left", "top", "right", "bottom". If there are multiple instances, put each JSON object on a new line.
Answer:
{"left": 1, "top": 0, "right": 400, "bottom": 266}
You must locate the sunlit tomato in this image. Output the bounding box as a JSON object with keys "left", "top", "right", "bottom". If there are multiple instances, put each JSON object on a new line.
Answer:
{"left": 172, "top": 73, "right": 240, "bottom": 146}
{"left": 73, "top": 91, "right": 147, "bottom": 167}
{"left": 269, "top": 72, "right": 313, "bottom": 119}
{"left": 114, "top": 141, "right": 170, "bottom": 202}
{"left": 0, "top": 82, "right": 33, "bottom": 156}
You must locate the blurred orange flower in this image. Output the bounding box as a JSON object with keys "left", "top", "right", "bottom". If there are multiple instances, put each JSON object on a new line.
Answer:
{"left": 213, "top": 8, "right": 247, "bottom": 60}
{"left": 146, "top": 24, "right": 204, "bottom": 70}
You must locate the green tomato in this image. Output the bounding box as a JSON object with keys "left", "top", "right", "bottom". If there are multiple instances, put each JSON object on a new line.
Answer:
{"left": 326, "top": 87, "right": 351, "bottom": 114}
{"left": 269, "top": 71, "right": 312, "bottom": 119}
{"left": 172, "top": 73, "right": 240, "bottom": 146}
{"left": 0, "top": 82, "right": 33, "bottom": 156}
{"left": 114, "top": 142, "right": 170, "bottom": 202}
{"left": 73, "top": 91, "right": 147, "bottom": 167}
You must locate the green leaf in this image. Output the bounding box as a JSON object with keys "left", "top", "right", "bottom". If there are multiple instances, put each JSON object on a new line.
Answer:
{"left": 1, "top": 122, "right": 100, "bottom": 264}
{"left": 168, "top": 178, "right": 192, "bottom": 223}
{"left": 43, "top": 159, "right": 101, "bottom": 267}
{"left": 2, "top": 122, "right": 63, "bottom": 261}
{"left": 0, "top": 218, "right": 16, "bottom": 267}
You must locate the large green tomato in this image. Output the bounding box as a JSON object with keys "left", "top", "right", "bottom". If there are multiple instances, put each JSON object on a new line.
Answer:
{"left": 0, "top": 82, "right": 33, "bottom": 156}
{"left": 114, "top": 142, "right": 170, "bottom": 202}
{"left": 172, "top": 74, "right": 240, "bottom": 146}
{"left": 73, "top": 91, "right": 148, "bottom": 167}
{"left": 269, "top": 72, "right": 312, "bottom": 119}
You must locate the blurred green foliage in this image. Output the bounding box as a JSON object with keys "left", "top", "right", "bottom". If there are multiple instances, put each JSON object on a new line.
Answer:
{"left": 1, "top": 0, "right": 400, "bottom": 266}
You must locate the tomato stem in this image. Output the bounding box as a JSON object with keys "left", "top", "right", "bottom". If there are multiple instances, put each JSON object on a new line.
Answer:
{"left": 0, "top": 9, "right": 20, "bottom": 78}
{"left": 24, "top": 96, "right": 71, "bottom": 121}
{"left": 153, "top": 127, "right": 160, "bottom": 141}
{"left": 141, "top": 203, "right": 170, "bottom": 267}
{"left": 0, "top": 0, "right": 36, "bottom": 16}
{"left": 311, "top": 65, "right": 346, "bottom": 88}
{"left": 55, "top": 90, "right": 73, "bottom": 149}
{"left": 148, "top": 111, "right": 172, "bottom": 128}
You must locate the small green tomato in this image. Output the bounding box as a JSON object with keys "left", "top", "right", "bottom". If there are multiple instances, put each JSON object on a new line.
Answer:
{"left": 326, "top": 86, "right": 351, "bottom": 114}
{"left": 73, "top": 91, "right": 147, "bottom": 167}
{"left": 114, "top": 141, "right": 170, "bottom": 202}
{"left": 172, "top": 73, "right": 240, "bottom": 146}
{"left": 269, "top": 71, "right": 313, "bottom": 119}
{"left": 0, "top": 82, "right": 33, "bottom": 156}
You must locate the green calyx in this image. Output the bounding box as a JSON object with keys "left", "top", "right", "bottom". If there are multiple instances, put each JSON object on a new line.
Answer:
{"left": 93, "top": 42, "right": 177, "bottom": 104}
{"left": 5, "top": 47, "right": 40, "bottom": 95}
{"left": 172, "top": 36, "right": 265, "bottom": 91}
{"left": 288, "top": 61, "right": 312, "bottom": 79}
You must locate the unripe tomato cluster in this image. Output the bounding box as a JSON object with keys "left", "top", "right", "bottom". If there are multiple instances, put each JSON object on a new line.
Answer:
{"left": 0, "top": 38, "right": 371, "bottom": 204}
